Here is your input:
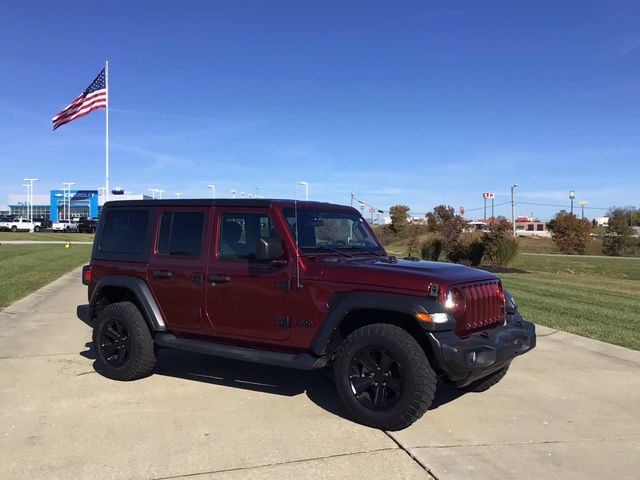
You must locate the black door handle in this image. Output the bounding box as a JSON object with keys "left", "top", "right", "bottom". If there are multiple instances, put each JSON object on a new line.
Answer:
{"left": 208, "top": 274, "right": 231, "bottom": 284}
{"left": 152, "top": 270, "right": 172, "bottom": 279}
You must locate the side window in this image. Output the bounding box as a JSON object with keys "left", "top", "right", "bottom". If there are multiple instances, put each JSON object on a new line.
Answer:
{"left": 101, "top": 210, "right": 148, "bottom": 254}
{"left": 527, "top": 224, "right": 534, "bottom": 231}
{"left": 156, "top": 211, "right": 204, "bottom": 257}
{"left": 537, "top": 224, "right": 544, "bottom": 231}
{"left": 218, "top": 212, "right": 280, "bottom": 260}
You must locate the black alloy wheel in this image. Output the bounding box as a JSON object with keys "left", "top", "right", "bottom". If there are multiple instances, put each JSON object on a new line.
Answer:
{"left": 98, "top": 319, "right": 132, "bottom": 368}
{"left": 349, "top": 346, "right": 403, "bottom": 411}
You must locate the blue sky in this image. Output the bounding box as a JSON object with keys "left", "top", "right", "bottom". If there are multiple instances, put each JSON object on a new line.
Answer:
{"left": 1, "top": 0, "right": 638, "bottom": 220}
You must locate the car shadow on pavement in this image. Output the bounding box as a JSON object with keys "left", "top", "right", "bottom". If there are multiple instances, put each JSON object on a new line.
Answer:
{"left": 80, "top": 342, "right": 466, "bottom": 423}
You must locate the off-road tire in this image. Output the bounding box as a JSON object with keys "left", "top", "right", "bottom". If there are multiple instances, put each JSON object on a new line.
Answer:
{"left": 93, "top": 301, "right": 156, "bottom": 381}
{"left": 334, "top": 323, "right": 436, "bottom": 431}
{"left": 463, "top": 364, "right": 510, "bottom": 392}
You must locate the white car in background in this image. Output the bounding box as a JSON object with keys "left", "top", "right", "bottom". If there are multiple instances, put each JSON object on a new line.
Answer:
{"left": 0, "top": 218, "right": 36, "bottom": 232}
{"left": 52, "top": 220, "right": 78, "bottom": 232}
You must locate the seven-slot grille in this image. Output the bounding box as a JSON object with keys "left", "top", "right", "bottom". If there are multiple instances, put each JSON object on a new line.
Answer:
{"left": 457, "top": 280, "right": 505, "bottom": 335}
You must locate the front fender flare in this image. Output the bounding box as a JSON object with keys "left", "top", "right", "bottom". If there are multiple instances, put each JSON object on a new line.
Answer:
{"left": 309, "top": 291, "right": 448, "bottom": 356}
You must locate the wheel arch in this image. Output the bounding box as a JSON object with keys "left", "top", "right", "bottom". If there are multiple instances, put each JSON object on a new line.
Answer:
{"left": 310, "top": 292, "right": 446, "bottom": 368}
{"left": 90, "top": 275, "right": 166, "bottom": 332}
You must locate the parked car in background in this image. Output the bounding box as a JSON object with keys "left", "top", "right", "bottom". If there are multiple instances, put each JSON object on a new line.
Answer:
{"left": 52, "top": 219, "right": 78, "bottom": 232}
{"left": 33, "top": 217, "right": 53, "bottom": 231}
{"left": 0, "top": 218, "right": 36, "bottom": 232}
{"left": 77, "top": 217, "right": 99, "bottom": 233}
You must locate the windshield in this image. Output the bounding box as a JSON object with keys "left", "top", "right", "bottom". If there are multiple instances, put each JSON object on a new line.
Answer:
{"left": 281, "top": 207, "right": 384, "bottom": 254}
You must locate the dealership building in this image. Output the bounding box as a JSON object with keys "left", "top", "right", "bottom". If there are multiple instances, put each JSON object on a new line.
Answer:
{"left": 3, "top": 189, "right": 149, "bottom": 221}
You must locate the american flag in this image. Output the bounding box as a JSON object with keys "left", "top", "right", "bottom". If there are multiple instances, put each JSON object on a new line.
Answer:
{"left": 52, "top": 68, "right": 107, "bottom": 130}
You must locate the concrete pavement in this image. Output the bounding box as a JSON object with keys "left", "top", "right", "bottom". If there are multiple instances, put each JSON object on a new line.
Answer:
{"left": 1, "top": 268, "right": 639, "bottom": 479}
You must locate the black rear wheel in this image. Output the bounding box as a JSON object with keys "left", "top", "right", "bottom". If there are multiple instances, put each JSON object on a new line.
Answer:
{"left": 334, "top": 323, "right": 436, "bottom": 431}
{"left": 93, "top": 301, "right": 156, "bottom": 381}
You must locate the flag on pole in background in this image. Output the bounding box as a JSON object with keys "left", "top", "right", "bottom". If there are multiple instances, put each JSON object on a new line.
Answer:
{"left": 52, "top": 68, "right": 107, "bottom": 130}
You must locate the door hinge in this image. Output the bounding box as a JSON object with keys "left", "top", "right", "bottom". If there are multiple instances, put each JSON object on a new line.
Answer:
{"left": 274, "top": 316, "right": 289, "bottom": 329}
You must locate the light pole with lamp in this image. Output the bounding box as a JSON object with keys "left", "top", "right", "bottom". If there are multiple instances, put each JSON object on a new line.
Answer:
{"left": 148, "top": 188, "right": 158, "bottom": 199}
{"left": 231, "top": 189, "right": 236, "bottom": 199}
{"left": 578, "top": 200, "right": 587, "bottom": 220}
{"left": 62, "top": 182, "right": 75, "bottom": 221}
{"left": 207, "top": 184, "right": 216, "bottom": 199}
{"left": 157, "top": 189, "right": 165, "bottom": 200}
{"left": 298, "top": 181, "right": 309, "bottom": 201}
{"left": 174, "top": 192, "right": 182, "bottom": 199}
{"left": 24, "top": 178, "right": 39, "bottom": 220}
{"left": 569, "top": 190, "right": 576, "bottom": 215}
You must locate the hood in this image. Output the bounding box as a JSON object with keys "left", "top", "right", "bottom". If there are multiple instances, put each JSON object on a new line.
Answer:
{"left": 308, "top": 256, "right": 498, "bottom": 294}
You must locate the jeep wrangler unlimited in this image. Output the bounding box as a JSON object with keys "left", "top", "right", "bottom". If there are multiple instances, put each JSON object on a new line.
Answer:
{"left": 77, "top": 199, "right": 535, "bottom": 430}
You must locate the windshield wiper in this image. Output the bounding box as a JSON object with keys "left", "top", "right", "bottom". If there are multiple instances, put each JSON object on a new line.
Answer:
{"left": 341, "top": 245, "right": 387, "bottom": 257}
{"left": 304, "top": 246, "right": 355, "bottom": 258}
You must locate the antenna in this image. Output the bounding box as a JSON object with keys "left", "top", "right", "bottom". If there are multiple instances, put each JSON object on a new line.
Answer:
{"left": 294, "top": 199, "right": 302, "bottom": 289}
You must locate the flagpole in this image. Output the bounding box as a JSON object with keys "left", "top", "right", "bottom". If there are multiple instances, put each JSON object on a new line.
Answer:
{"left": 105, "top": 58, "right": 110, "bottom": 203}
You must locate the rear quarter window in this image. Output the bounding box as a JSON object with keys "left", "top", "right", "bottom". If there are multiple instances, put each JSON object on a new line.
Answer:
{"left": 100, "top": 210, "right": 149, "bottom": 254}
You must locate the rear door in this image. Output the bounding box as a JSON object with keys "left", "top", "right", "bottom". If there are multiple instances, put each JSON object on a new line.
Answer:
{"left": 204, "top": 207, "right": 292, "bottom": 341}
{"left": 147, "top": 206, "right": 210, "bottom": 331}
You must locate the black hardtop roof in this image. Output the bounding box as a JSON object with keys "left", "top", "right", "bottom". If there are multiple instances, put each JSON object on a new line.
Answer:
{"left": 102, "top": 198, "right": 356, "bottom": 210}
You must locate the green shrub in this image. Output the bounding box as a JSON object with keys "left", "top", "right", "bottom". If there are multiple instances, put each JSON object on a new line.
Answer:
{"left": 490, "top": 236, "right": 519, "bottom": 266}
{"left": 448, "top": 233, "right": 484, "bottom": 266}
{"left": 419, "top": 235, "right": 444, "bottom": 261}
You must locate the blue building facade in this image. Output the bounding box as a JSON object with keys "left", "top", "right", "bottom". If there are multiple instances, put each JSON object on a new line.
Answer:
{"left": 50, "top": 189, "right": 99, "bottom": 222}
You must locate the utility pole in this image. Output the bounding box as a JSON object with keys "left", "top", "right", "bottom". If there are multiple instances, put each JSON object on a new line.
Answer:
{"left": 511, "top": 184, "right": 518, "bottom": 236}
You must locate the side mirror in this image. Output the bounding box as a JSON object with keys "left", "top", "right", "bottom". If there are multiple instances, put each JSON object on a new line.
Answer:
{"left": 255, "top": 237, "right": 285, "bottom": 263}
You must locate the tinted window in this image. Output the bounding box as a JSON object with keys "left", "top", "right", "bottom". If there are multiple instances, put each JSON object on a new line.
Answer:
{"left": 218, "top": 212, "right": 280, "bottom": 260}
{"left": 101, "top": 210, "right": 148, "bottom": 254}
{"left": 527, "top": 224, "right": 534, "bottom": 231}
{"left": 157, "top": 212, "right": 204, "bottom": 257}
{"left": 537, "top": 224, "right": 544, "bottom": 231}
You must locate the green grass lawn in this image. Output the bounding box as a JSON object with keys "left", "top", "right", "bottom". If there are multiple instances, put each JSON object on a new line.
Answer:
{"left": 500, "top": 254, "right": 640, "bottom": 350}
{"left": 0, "top": 231, "right": 95, "bottom": 242}
{"left": 0, "top": 244, "right": 92, "bottom": 309}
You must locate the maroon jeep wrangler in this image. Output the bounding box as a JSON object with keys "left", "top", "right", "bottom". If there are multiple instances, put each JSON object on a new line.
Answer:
{"left": 77, "top": 199, "right": 535, "bottom": 430}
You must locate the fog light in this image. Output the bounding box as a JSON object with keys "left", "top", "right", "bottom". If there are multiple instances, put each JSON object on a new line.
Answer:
{"left": 467, "top": 351, "right": 477, "bottom": 365}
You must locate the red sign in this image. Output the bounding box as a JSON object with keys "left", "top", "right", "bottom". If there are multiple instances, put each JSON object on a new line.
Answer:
{"left": 369, "top": 207, "right": 375, "bottom": 213}
{"left": 482, "top": 192, "right": 495, "bottom": 199}
{"left": 459, "top": 206, "right": 465, "bottom": 215}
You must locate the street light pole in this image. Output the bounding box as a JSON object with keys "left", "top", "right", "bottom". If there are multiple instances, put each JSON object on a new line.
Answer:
{"left": 511, "top": 184, "right": 518, "bottom": 236}
{"left": 298, "top": 181, "right": 309, "bottom": 201}
{"left": 578, "top": 200, "right": 587, "bottom": 220}
{"left": 231, "top": 189, "right": 236, "bottom": 199}
{"left": 174, "top": 192, "right": 182, "bottom": 199}
{"left": 351, "top": 192, "right": 355, "bottom": 207}
{"left": 569, "top": 190, "right": 576, "bottom": 215}
{"left": 24, "top": 178, "right": 39, "bottom": 220}
{"left": 207, "top": 184, "right": 216, "bottom": 199}
{"left": 63, "top": 182, "right": 75, "bottom": 221}
{"left": 157, "top": 189, "right": 165, "bottom": 200}
{"left": 148, "top": 188, "right": 158, "bottom": 199}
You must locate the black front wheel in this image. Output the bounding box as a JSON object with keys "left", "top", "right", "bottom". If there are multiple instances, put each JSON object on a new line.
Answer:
{"left": 334, "top": 324, "right": 436, "bottom": 431}
{"left": 93, "top": 301, "right": 156, "bottom": 381}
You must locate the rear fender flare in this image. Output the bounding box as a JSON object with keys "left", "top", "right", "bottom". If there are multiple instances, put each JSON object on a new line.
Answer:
{"left": 90, "top": 275, "right": 166, "bottom": 331}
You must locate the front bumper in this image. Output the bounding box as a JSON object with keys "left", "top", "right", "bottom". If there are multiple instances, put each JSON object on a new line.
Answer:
{"left": 426, "top": 313, "right": 536, "bottom": 387}
{"left": 77, "top": 304, "right": 93, "bottom": 327}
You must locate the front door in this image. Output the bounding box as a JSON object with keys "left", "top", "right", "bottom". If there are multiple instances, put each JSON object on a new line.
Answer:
{"left": 147, "top": 206, "right": 210, "bottom": 331}
{"left": 205, "top": 207, "right": 292, "bottom": 341}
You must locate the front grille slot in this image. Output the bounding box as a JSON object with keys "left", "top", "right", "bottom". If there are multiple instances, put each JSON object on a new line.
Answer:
{"left": 457, "top": 280, "right": 505, "bottom": 335}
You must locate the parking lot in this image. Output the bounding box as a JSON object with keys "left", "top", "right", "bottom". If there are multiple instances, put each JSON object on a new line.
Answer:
{"left": 1, "top": 267, "right": 639, "bottom": 479}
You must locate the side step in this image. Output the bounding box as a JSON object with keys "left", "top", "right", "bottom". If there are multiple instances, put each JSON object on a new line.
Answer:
{"left": 154, "top": 333, "right": 328, "bottom": 370}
